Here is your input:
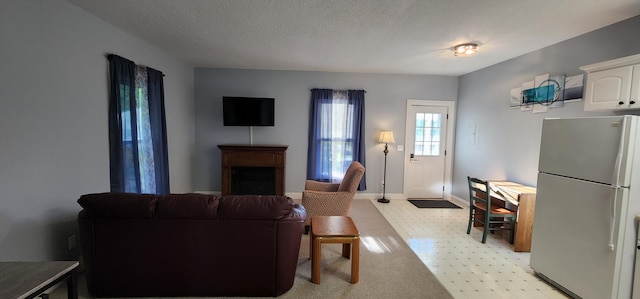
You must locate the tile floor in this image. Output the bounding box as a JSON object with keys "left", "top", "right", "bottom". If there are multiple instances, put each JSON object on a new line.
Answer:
{"left": 370, "top": 197, "right": 570, "bottom": 299}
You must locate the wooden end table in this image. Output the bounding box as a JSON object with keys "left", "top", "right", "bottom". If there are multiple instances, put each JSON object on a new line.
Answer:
{"left": 309, "top": 216, "right": 360, "bottom": 284}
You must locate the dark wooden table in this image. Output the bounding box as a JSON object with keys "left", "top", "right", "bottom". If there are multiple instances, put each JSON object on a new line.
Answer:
{"left": 0, "top": 261, "right": 79, "bottom": 299}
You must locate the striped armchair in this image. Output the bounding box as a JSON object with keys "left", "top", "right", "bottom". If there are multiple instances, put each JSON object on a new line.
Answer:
{"left": 301, "top": 161, "right": 365, "bottom": 231}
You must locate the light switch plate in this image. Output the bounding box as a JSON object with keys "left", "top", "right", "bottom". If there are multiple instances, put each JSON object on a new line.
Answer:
{"left": 397, "top": 145, "right": 404, "bottom": 151}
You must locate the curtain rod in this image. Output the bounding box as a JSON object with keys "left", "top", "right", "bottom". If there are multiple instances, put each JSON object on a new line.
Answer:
{"left": 310, "top": 88, "right": 366, "bottom": 93}
{"left": 107, "top": 53, "right": 165, "bottom": 77}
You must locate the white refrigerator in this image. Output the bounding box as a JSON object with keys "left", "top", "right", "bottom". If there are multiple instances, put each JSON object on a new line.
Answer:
{"left": 531, "top": 115, "right": 640, "bottom": 299}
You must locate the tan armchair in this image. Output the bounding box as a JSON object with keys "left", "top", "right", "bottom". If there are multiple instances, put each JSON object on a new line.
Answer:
{"left": 302, "top": 161, "right": 365, "bottom": 230}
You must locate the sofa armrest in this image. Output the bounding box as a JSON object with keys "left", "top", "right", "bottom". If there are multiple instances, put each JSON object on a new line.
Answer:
{"left": 282, "top": 203, "right": 306, "bottom": 221}
{"left": 304, "top": 180, "right": 340, "bottom": 192}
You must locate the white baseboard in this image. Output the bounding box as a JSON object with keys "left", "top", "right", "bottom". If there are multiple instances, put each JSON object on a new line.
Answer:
{"left": 196, "top": 191, "right": 403, "bottom": 200}
{"left": 449, "top": 194, "right": 469, "bottom": 207}
{"left": 193, "top": 191, "right": 469, "bottom": 207}
{"left": 353, "top": 192, "right": 403, "bottom": 200}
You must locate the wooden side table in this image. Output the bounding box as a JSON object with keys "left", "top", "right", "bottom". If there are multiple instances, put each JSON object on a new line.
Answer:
{"left": 309, "top": 216, "right": 360, "bottom": 284}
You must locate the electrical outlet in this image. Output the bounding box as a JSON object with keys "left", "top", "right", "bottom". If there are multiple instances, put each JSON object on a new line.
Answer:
{"left": 68, "top": 235, "right": 77, "bottom": 250}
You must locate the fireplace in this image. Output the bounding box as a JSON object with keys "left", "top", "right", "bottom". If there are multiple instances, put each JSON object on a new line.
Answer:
{"left": 230, "top": 167, "right": 275, "bottom": 195}
{"left": 218, "top": 145, "right": 288, "bottom": 196}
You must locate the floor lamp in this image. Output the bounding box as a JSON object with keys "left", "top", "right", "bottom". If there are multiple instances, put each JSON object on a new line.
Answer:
{"left": 378, "top": 130, "right": 395, "bottom": 203}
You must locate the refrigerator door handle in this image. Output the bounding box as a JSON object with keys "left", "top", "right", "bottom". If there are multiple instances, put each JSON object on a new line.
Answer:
{"left": 609, "top": 186, "right": 619, "bottom": 251}
{"left": 611, "top": 117, "right": 627, "bottom": 187}
{"left": 607, "top": 118, "right": 627, "bottom": 251}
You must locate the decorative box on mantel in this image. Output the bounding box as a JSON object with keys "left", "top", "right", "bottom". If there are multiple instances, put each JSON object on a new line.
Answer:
{"left": 218, "top": 144, "right": 288, "bottom": 196}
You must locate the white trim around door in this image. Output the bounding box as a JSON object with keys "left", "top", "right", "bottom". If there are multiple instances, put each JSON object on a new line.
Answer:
{"left": 403, "top": 99, "right": 456, "bottom": 200}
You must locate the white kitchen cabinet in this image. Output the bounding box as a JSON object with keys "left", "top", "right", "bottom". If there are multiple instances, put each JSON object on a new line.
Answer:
{"left": 580, "top": 54, "right": 640, "bottom": 111}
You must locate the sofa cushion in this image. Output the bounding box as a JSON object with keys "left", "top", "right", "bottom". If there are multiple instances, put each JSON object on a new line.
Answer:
{"left": 155, "top": 193, "right": 220, "bottom": 219}
{"left": 78, "top": 193, "right": 158, "bottom": 218}
{"left": 217, "top": 195, "right": 296, "bottom": 220}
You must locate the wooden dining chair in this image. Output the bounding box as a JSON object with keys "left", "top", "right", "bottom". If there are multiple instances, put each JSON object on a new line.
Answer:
{"left": 466, "top": 176, "right": 517, "bottom": 244}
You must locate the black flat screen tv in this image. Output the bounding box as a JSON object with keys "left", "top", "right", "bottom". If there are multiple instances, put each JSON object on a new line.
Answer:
{"left": 222, "top": 96, "right": 275, "bottom": 126}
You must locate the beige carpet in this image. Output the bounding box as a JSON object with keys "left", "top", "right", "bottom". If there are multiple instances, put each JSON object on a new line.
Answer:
{"left": 50, "top": 199, "right": 452, "bottom": 298}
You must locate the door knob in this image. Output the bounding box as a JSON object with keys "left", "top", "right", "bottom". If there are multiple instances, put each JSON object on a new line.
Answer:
{"left": 410, "top": 153, "right": 415, "bottom": 159}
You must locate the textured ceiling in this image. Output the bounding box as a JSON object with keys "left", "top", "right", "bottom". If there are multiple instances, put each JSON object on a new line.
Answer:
{"left": 66, "top": 0, "right": 640, "bottom": 76}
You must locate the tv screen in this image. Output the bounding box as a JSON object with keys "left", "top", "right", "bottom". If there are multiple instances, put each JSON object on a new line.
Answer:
{"left": 223, "top": 96, "right": 275, "bottom": 126}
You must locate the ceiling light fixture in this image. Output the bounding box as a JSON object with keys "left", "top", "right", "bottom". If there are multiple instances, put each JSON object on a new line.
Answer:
{"left": 454, "top": 43, "right": 478, "bottom": 57}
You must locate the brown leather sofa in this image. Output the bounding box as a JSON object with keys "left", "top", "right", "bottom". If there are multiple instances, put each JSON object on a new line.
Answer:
{"left": 77, "top": 192, "right": 306, "bottom": 297}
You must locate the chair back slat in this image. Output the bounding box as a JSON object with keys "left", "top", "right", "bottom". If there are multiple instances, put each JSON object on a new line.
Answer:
{"left": 467, "top": 177, "right": 490, "bottom": 206}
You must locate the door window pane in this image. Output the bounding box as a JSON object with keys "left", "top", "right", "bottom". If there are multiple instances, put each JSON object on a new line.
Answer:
{"left": 414, "top": 113, "right": 442, "bottom": 156}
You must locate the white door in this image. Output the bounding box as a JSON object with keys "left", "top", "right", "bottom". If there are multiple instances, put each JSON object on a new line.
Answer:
{"left": 404, "top": 103, "right": 449, "bottom": 199}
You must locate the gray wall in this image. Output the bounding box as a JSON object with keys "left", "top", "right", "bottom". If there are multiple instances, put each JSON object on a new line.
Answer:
{"left": 0, "top": 0, "right": 194, "bottom": 260}
{"left": 193, "top": 69, "right": 458, "bottom": 196}
{"left": 452, "top": 15, "right": 640, "bottom": 200}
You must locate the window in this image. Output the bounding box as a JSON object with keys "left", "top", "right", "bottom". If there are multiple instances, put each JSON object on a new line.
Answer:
{"left": 307, "top": 89, "right": 366, "bottom": 190}
{"left": 118, "top": 66, "right": 156, "bottom": 193}
{"left": 414, "top": 112, "right": 442, "bottom": 156}
{"left": 108, "top": 55, "right": 169, "bottom": 194}
{"left": 319, "top": 92, "right": 354, "bottom": 180}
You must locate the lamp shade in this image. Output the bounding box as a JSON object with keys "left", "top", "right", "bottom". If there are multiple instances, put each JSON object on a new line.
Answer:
{"left": 378, "top": 130, "right": 395, "bottom": 143}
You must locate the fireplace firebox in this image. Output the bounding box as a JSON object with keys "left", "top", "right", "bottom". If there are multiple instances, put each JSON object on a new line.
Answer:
{"left": 218, "top": 145, "right": 288, "bottom": 196}
{"left": 230, "top": 167, "right": 275, "bottom": 195}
